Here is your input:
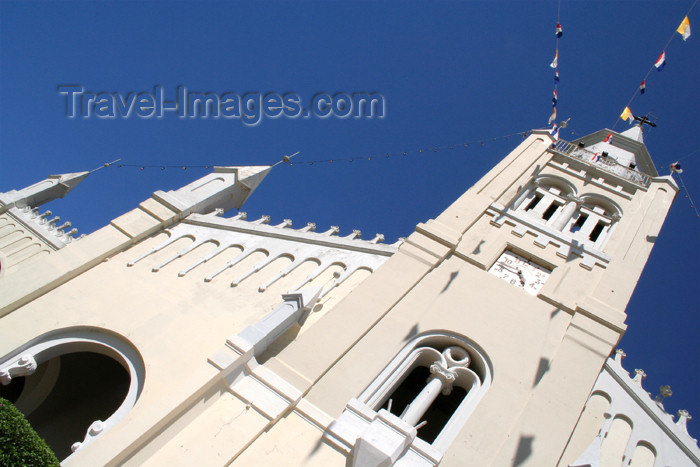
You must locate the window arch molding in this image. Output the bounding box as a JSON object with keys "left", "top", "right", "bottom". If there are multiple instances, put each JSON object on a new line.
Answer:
{"left": 358, "top": 330, "right": 493, "bottom": 452}
{"left": 511, "top": 175, "right": 578, "bottom": 228}
{"left": 0, "top": 326, "right": 145, "bottom": 457}
{"left": 566, "top": 193, "right": 623, "bottom": 250}
{"left": 577, "top": 193, "right": 623, "bottom": 218}
{"left": 533, "top": 174, "right": 578, "bottom": 196}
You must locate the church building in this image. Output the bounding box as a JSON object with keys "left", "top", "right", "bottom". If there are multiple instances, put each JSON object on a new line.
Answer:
{"left": 1, "top": 126, "right": 698, "bottom": 466}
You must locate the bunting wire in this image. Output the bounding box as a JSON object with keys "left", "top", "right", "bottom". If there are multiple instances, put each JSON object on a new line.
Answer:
{"left": 110, "top": 129, "right": 572, "bottom": 171}
{"left": 89, "top": 158, "right": 121, "bottom": 173}
{"left": 612, "top": 0, "right": 699, "bottom": 130}
{"left": 673, "top": 146, "right": 700, "bottom": 164}
{"left": 673, "top": 171, "right": 700, "bottom": 219}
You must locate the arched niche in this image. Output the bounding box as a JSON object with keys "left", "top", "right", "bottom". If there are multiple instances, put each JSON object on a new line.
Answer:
{"left": 0, "top": 327, "right": 145, "bottom": 461}
{"left": 359, "top": 331, "right": 492, "bottom": 452}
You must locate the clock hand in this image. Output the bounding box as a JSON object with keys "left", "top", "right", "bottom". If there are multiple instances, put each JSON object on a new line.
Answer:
{"left": 497, "top": 262, "right": 529, "bottom": 286}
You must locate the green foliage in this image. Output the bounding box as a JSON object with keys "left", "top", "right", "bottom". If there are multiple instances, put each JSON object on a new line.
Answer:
{"left": 0, "top": 398, "right": 59, "bottom": 466}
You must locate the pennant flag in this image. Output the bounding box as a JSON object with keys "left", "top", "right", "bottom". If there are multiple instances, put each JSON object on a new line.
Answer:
{"left": 550, "top": 49, "right": 558, "bottom": 68}
{"left": 548, "top": 107, "right": 557, "bottom": 125}
{"left": 604, "top": 132, "right": 613, "bottom": 143}
{"left": 556, "top": 23, "right": 563, "bottom": 38}
{"left": 550, "top": 123, "right": 560, "bottom": 141}
{"left": 670, "top": 161, "right": 683, "bottom": 173}
{"left": 552, "top": 89, "right": 558, "bottom": 106}
{"left": 639, "top": 80, "right": 646, "bottom": 94}
{"left": 620, "top": 107, "right": 634, "bottom": 123}
{"left": 654, "top": 51, "right": 666, "bottom": 71}
{"left": 554, "top": 70, "right": 560, "bottom": 82}
{"left": 677, "top": 16, "right": 691, "bottom": 41}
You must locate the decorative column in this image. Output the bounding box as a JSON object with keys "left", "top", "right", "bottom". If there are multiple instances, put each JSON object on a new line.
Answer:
{"left": 551, "top": 194, "right": 582, "bottom": 231}
{"left": 512, "top": 181, "right": 538, "bottom": 210}
{"left": 400, "top": 347, "right": 470, "bottom": 427}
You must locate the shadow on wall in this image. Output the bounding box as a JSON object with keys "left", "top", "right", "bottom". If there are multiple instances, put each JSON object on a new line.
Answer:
{"left": 513, "top": 435, "right": 534, "bottom": 467}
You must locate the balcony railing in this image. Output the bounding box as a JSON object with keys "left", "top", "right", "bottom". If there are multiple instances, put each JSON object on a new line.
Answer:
{"left": 550, "top": 139, "right": 652, "bottom": 188}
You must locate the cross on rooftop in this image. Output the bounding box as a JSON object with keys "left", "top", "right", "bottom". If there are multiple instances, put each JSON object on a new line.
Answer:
{"left": 633, "top": 114, "right": 657, "bottom": 128}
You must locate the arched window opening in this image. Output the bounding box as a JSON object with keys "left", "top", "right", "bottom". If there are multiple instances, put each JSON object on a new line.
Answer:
{"left": 1, "top": 352, "right": 129, "bottom": 460}
{"left": 379, "top": 365, "right": 468, "bottom": 444}
{"left": 0, "top": 328, "right": 144, "bottom": 461}
{"left": 567, "top": 196, "right": 621, "bottom": 250}
{"left": 512, "top": 177, "right": 576, "bottom": 230}
{"left": 542, "top": 202, "right": 562, "bottom": 221}
{"left": 570, "top": 213, "right": 588, "bottom": 233}
{"left": 524, "top": 193, "right": 543, "bottom": 212}
{"left": 589, "top": 221, "right": 605, "bottom": 242}
{"left": 360, "top": 332, "right": 491, "bottom": 452}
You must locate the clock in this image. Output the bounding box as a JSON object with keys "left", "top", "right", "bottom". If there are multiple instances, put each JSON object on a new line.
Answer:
{"left": 488, "top": 250, "right": 551, "bottom": 296}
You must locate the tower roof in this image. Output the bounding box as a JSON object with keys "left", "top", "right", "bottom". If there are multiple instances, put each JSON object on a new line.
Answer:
{"left": 573, "top": 126, "right": 658, "bottom": 177}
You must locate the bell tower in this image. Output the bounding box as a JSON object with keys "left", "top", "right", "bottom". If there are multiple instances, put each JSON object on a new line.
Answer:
{"left": 263, "top": 125, "right": 678, "bottom": 466}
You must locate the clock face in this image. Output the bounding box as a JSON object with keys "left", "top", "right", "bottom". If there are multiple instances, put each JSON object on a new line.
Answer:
{"left": 488, "top": 250, "right": 551, "bottom": 296}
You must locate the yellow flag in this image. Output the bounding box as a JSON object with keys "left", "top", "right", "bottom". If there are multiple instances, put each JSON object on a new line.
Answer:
{"left": 550, "top": 49, "right": 559, "bottom": 68}
{"left": 620, "top": 107, "right": 633, "bottom": 123}
{"left": 677, "top": 16, "right": 691, "bottom": 41}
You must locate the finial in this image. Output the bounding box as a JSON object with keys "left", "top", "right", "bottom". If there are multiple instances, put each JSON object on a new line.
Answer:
{"left": 633, "top": 369, "right": 646, "bottom": 386}
{"left": 655, "top": 385, "right": 672, "bottom": 409}
{"left": 343, "top": 229, "right": 361, "bottom": 240}
{"left": 232, "top": 212, "right": 247, "bottom": 220}
{"left": 206, "top": 208, "right": 224, "bottom": 217}
{"left": 298, "top": 222, "right": 316, "bottom": 232}
{"left": 391, "top": 237, "right": 406, "bottom": 248}
{"left": 275, "top": 219, "right": 293, "bottom": 229}
{"left": 613, "top": 348, "right": 626, "bottom": 365}
{"left": 320, "top": 226, "right": 340, "bottom": 236}
{"left": 370, "top": 233, "right": 385, "bottom": 244}
{"left": 252, "top": 215, "right": 270, "bottom": 225}
{"left": 676, "top": 410, "right": 692, "bottom": 433}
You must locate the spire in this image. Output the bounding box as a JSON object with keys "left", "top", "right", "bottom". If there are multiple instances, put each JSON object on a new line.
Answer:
{"left": 152, "top": 165, "right": 272, "bottom": 216}
{"left": 234, "top": 165, "right": 272, "bottom": 208}
{"left": 620, "top": 124, "right": 644, "bottom": 143}
{"left": 0, "top": 171, "right": 90, "bottom": 214}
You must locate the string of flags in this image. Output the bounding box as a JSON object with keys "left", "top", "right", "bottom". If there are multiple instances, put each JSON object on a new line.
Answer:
{"left": 617, "top": 10, "right": 694, "bottom": 127}
{"left": 670, "top": 161, "right": 700, "bottom": 219}
{"left": 548, "top": 22, "right": 562, "bottom": 126}
{"left": 111, "top": 129, "right": 575, "bottom": 172}
{"left": 548, "top": 1, "right": 563, "bottom": 131}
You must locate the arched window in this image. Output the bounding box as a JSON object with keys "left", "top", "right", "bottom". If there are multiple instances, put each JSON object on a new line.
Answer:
{"left": 324, "top": 331, "right": 492, "bottom": 465}
{"left": 0, "top": 328, "right": 144, "bottom": 461}
{"left": 566, "top": 195, "right": 621, "bottom": 250}
{"left": 512, "top": 176, "right": 577, "bottom": 229}
{"left": 359, "top": 332, "right": 491, "bottom": 452}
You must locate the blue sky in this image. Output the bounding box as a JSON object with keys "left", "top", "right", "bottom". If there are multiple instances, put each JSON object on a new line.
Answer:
{"left": 1, "top": 1, "right": 699, "bottom": 435}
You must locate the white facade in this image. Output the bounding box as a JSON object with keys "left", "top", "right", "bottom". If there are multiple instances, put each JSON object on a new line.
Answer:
{"left": 0, "top": 128, "right": 696, "bottom": 466}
